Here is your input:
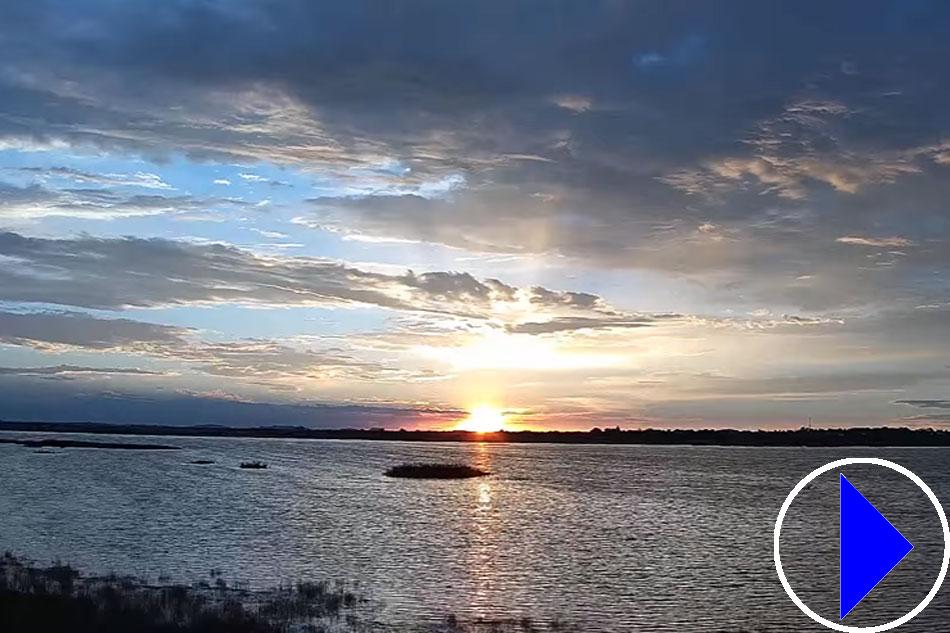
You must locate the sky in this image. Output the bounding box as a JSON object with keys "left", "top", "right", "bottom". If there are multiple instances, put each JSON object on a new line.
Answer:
{"left": 0, "top": 0, "right": 949, "bottom": 430}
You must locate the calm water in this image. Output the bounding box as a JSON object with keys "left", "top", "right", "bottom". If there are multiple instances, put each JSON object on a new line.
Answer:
{"left": 2, "top": 431, "right": 950, "bottom": 631}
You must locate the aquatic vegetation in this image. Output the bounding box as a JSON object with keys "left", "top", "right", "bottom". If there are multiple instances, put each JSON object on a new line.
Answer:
{"left": 0, "top": 554, "right": 579, "bottom": 633}
{"left": 0, "top": 553, "right": 363, "bottom": 633}
{"left": 384, "top": 463, "right": 489, "bottom": 479}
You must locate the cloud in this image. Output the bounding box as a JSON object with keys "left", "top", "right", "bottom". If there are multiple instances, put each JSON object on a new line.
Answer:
{"left": 15, "top": 166, "right": 172, "bottom": 189}
{"left": 0, "top": 74, "right": 404, "bottom": 181}
{"left": 0, "top": 378, "right": 461, "bottom": 428}
{"left": 634, "top": 53, "right": 667, "bottom": 68}
{"left": 0, "top": 3, "right": 947, "bottom": 317}
{"left": 0, "top": 294, "right": 941, "bottom": 427}
{"left": 1, "top": 1, "right": 945, "bottom": 185}
{"left": 0, "top": 231, "right": 656, "bottom": 327}
{"left": 0, "top": 309, "right": 429, "bottom": 386}
{"left": 836, "top": 236, "right": 914, "bottom": 248}
{"left": 213, "top": 178, "right": 231, "bottom": 185}
{"left": 0, "top": 365, "right": 163, "bottom": 378}
{"left": 236, "top": 173, "right": 290, "bottom": 187}
{"left": 0, "top": 181, "right": 246, "bottom": 221}
{"left": 686, "top": 371, "right": 943, "bottom": 398}
{"left": 550, "top": 94, "right": 593, "bottom": 113}
{"left": 661, "top": 100, "right": 932, "bottom": 201}
{"left": 634, "top": 34, "right": 705, "bottom": 69}
{"left": 0, "top": 309, "right": 189, "bottom": 351}
{"left": 153, "top": 340, "right": 420, "bottom": 384}
{"left": 893, "top": 400, "right": 950, "bottom": 425}
{"left": 506, "top": 316, "right": 662, "bottom": 335}
{"left": 895, "top": 399, "right": 950, "bottom": 409}
{"left": 2, "top": 1, "right": 950, "bottom": 426}
{"left": 303, "top": 181, "right": 950, "bottom": 312}
{"left": 249, "top": 228, "right": 289, "bottom": 239}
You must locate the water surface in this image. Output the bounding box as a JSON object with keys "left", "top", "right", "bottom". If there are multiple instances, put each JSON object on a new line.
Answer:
{"left": 2, "top": 432, "right": 948, "bottom": 631}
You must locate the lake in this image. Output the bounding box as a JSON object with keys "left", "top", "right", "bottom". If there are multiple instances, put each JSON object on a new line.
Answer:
{"left": 2, "top": 431, "right": 949, "bottom": 631}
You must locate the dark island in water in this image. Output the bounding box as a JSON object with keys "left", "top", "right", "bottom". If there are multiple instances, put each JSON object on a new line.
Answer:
{"left": 386, "top": 463, "right": 490, "bottom": 479}
{"left": 2, "top": 420, "right": 950, "bottom": 447}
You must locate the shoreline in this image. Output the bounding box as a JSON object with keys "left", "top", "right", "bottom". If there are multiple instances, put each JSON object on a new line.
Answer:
{"left": 2, "top": 421, "right": 950, "bottom": 447}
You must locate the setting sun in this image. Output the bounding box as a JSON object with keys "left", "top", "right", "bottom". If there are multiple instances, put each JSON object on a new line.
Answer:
{"left": 456, "top": 405, "right": 507, "bottom": 433}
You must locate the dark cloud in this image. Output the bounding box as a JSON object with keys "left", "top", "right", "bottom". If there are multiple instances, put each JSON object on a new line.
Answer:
{"left": 0, "top": 1, "right": 948, "bottom": 313}
{"left": 0, "top": 309, "right": 433, "bottom": 386}
{"left": 2, "top": 1, "right": 949, "bottom": 178}
{"left": 0, "top": 365, "right": 163, "bottom": 378}
{"left": 0, "top": 180, "right": 246, "bottom": 220}
{"left": 154, "top": 340, "right": 428, "bottom": 384}
{"left": 0, "top": 309, "right": 188, "bottom": 350}
{"left": 0, "top": 377, "right": 460, "bottom": 428}
{"left": 821, "top": 306, "right": 950, "bottom": 357}
{"left": 507, "top": 316, "right": 660, "bottom": 335}
{"left": 3, "top": 232, "right": 855, "bottom": 342}
{"left": 895, "top": 399, "right": 950, "bottom": 410}
{"left": 893, "top": 399, "right": 950, "bottom": 425}
{"left": 688, "top": 371, "right": 945, "bottom": 398}
{"left": 0, "top": 231, "right": 642, "bottom": 325}
{"left": 1, "top": 1, "right": 950, "bottom": 425}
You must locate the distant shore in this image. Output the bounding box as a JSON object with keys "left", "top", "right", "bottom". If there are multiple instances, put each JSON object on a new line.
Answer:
{"left": 2, "top": 420, "right": 950, "bottom": 447}
{"left": 0, "top": 436, "right": 179, "bottom": 450}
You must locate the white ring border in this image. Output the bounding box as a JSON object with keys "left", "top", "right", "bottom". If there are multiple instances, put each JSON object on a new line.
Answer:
{"left": 773, "top": 457, "right": 950, "bottom": 632}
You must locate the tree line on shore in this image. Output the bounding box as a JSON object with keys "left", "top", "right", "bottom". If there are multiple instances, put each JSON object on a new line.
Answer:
{"left": 2, "top": 420, "right": 949, "bottom": 446}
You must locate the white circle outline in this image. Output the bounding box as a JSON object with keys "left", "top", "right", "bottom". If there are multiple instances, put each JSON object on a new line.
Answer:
{"left": 774, "top": 457, "right": 949, "bottom": 632}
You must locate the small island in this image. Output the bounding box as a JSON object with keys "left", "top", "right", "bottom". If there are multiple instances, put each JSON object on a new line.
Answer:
{"left": 385, "top": 463, "right": 489, "bottom": 479}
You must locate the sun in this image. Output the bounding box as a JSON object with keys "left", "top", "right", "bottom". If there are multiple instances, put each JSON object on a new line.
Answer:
{"left": 456, "top": 405, "right": 507, "bottom": 433}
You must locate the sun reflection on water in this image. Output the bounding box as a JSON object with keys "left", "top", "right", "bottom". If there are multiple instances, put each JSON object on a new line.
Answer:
{"left": 467, "top": 441, "right": 498, "bottom": 618}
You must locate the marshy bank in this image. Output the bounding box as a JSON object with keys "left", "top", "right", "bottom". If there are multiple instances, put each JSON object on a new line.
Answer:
{"left": 0, "top": 554, "right": 578, "bottom": 633}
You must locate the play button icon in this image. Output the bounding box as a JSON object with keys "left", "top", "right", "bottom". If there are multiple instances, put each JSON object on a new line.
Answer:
{"left": 775, "top": 458, "right": 950, "bottom": 632}
{"left": 840, "top": 474, "right": 914, "bottom": 619}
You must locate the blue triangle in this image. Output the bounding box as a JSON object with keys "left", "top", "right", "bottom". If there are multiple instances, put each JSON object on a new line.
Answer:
{"left": 840, "top": 474, "right": 914, "bottom": 619}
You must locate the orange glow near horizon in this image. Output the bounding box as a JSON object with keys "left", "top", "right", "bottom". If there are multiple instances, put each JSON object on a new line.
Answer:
{"left": 455, "top": 404, "right": 508, "bottom": 433}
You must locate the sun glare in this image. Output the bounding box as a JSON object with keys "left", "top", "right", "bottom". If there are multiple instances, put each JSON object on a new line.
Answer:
{"left": 457, "top": 405, "right": 507, "bottom": 433}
